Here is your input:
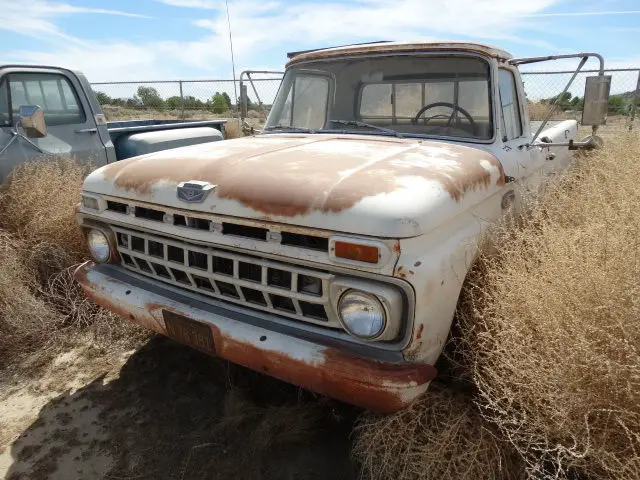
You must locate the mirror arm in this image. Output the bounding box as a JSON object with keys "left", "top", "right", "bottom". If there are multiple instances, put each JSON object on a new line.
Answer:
{"left": 510, "top": 52, "right": 604, "bottom": 75}
{"left": 530, "top": 56, "right": 589, "bottom": 145}
{"left": 0, "top": 131, "right": 19, "bottom": 157}
{"left": 525, "top": 135, "right": 603, "bottom": 151}
{"left": 0, "top": 126, "right": 46, "bottom": 158}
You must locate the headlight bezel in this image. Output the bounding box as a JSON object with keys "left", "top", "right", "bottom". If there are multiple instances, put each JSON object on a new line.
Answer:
{"left": 87, "top": 228, "right": 111, "bottom": 263}
{"left": 337, "top": 289, "right": 387, "bottom": 340}
{"left": 330, "top": 278, "right": 404, "bottom": 343}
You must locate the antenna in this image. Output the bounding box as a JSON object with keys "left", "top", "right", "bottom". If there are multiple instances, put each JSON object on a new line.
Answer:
{"left": 225, "top": 0, "right": 238, "bottom": 106}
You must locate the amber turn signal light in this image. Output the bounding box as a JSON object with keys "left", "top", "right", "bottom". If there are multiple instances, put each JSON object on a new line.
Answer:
{"left": 334, "top": 241, "right": 379, "bottom": 264}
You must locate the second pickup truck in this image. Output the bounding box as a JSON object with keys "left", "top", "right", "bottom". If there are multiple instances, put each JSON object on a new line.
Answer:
{"left": 0, "top": 65, "right": 226, "bottom": 182}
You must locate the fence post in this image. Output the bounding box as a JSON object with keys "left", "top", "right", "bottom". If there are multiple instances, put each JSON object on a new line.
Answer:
{"left": 629, "top": 71, "right": 640, "bottom": 132}
{"left": 179, "top": 81, "right": 185, "bottom": 120}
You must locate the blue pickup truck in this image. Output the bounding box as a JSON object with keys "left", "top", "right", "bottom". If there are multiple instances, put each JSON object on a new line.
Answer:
{"left": 0, "top": 65, "right": 226, "bottom": 181}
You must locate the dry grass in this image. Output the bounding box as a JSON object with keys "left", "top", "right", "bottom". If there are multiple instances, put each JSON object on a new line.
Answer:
{"left": 354, "top": 133, "right": 640, "bottom": 480}
{"left": 0, "top": 156, "right": 88, "bottom": 272}
{"left": 527, "top": 101, "right": 579, "bottom": 121}
{"left": 353, "top": 384, "right": 522, "bottom": 480}
{"left": 0, "top": 232, "right": 63, "bottom": 361}
{"left": 455, "top": 132, "right": 640, "bottom": 479}
{"left": 0, "top": 156, "right": 145, "bottom": 372}
{"left": 224, "top": 120, "right": 242, "bottom": 139}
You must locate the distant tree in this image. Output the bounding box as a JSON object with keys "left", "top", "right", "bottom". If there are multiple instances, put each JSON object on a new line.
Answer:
{"left": 126, "top": 97, "right": 143, "bottom": 108}
{"left": 165, "top": 96, "right": 182, "bottom": 110}
{"left": 110, "top": 98, "right": 128, "bottom": 107}
{"left": 94, "top": 91, "right": 112, "bottom": 105}
{"left": 210, "top": 92, "right": 229, "bottom": 113}
{"left": 608, "top": 95, "right": 626, "bottom": 115}
{"left": 222, "top": 92, "right": 232, "bottom": 109}
{"left": 544, "top": 92, "right": 573, "bottom": 110}
{"left": 570, "top": 96, "right": 583, "bottom": 108}
{"left": 236, "top": 95, "right": 256, "bottom": 110}
{"left": 136, "top": 86, "right": 165, "bottom": 109}
{"left": 183, "top": 95, "right": 205, "bottom": 110}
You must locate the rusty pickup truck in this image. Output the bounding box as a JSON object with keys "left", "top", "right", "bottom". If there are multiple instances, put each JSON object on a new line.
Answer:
{"left": 73, "top": 42, "right": 610, "bottom": 412}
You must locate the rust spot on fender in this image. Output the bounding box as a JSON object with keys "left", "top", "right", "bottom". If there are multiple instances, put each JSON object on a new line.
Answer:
{"left": 416, "top": 324, "right": 424, "bottom": 340}
{"left": 392, "top": 241, "right": 401, "bottom": 254}
{"left": 395, "top": 265, "right": 416, "bottom": 279}
{"left": 100, "top": 135, "right": 505, "bottom": 217}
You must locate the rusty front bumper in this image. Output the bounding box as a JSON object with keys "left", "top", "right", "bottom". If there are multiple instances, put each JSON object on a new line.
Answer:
{"left": 74, "top": 261, "right": 436, "bottom": 412}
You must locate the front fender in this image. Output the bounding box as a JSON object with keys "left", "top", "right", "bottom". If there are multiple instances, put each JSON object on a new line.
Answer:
{"left": 395, "top": 188, "right": 505, "bottom": 364}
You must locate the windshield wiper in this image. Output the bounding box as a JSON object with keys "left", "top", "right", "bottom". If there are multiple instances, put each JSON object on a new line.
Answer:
{"left": 327, "top": 119, "right": 401, "bottom": 137}
{"left": 263, "top": 124, "right": 314, "bottom": 133}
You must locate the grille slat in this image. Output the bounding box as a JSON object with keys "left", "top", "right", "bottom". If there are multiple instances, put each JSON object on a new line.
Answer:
{"left": 113, "top": 227, "right": 337, "bottom": 328}
{"left": 102, "top": 198, "right": 329, "bottom": 253}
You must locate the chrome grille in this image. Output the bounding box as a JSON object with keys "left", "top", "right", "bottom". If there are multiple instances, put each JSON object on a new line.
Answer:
{"left": 112, "top": 227, "right": 339, "bottom": 328}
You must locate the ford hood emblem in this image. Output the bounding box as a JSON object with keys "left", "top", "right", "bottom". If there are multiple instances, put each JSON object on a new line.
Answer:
{"left": 177, "top": 181, "right": 216, "bottom": 203}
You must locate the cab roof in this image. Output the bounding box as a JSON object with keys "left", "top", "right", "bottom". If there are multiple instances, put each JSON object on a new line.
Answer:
{"left": 286, "top": 41, "right": 513, "bottom": 66}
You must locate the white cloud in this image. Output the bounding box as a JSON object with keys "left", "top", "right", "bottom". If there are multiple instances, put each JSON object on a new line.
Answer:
{"left": 524, "top": 9, "right": 640, "bottom": 17}
{"left": 1, "top": 0, "right": 148, "bottom": 45}
{"left": 184, "top": 0, "right": 567, "bottom": 63}
{"left": 155, "top": 0, "right": 222, "bottom": 8}
{"left": 9, "top": 0, "right": 638, "bottom": 85}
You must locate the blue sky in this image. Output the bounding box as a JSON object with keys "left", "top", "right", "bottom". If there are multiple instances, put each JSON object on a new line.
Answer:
{"left": 1, "top": 0, "right": 639, "bottom": 82}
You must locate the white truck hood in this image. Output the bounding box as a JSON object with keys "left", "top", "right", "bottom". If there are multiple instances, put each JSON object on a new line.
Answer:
{"left": 84, "top": 133, "right": 505, "bottom": 238}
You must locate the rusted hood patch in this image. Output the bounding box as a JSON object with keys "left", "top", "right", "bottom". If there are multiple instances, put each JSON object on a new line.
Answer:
{"left": 86, "top": 134, "right": 505, "bottom": 236}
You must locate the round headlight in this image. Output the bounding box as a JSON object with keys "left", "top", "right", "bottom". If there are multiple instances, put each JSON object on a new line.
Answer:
{"left": 338, "top": 290, "right": 386, "bottom": 340}
{"left": 87, "top": 229, "right": 110, "bottom": 263}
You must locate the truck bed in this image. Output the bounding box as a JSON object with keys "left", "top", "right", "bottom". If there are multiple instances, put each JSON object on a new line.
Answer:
{"left": 107, "top": 119, "right": 226, "bottom": 133}
{"left": 108, "top": 119, "right": 227, "bottom": 160}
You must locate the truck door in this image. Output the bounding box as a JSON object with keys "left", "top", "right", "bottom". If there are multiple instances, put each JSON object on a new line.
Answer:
{"left": 493, "top": 67, "right": 541, "bottom": 211}
{"left": 498, "top": 68, "right": 550, "bottom": 194}
{"left": 0, "top": 69, "right": 108, "bottom": 179}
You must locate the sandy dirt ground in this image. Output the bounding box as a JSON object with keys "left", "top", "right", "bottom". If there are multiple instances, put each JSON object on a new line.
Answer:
{"left": 0, "top": 336, "right": 359, "bottom": 480}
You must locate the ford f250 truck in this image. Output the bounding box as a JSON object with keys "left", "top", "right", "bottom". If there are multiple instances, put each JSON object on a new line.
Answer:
{"left": 0, "top": 65, "right": 226, "bottom": 182}
{"left": 72, "top": 42, "right": 610, "bottom": 412}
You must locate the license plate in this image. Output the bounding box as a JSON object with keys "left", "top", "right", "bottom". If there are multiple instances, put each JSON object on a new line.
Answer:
{"left": 162, "top": 310, "right": 216, "bottom": 354}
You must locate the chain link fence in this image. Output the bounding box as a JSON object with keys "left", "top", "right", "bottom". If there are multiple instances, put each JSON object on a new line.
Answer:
{"left": 521, "top": 68, "right": 640, "bottom": 132}
{"left": 91, "top": 68, "right": 640, "bottom": 132}
{"left": 91, "top": 72, "right": 284, "bottom": 130}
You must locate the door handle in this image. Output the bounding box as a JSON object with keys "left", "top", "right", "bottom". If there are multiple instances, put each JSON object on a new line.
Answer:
{"left": 75, "top": 128, "right": 98, "bottom": 134}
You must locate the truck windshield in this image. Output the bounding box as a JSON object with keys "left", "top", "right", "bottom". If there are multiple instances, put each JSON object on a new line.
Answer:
{"left": 265, "top": 56, "right": 493, "bottom": 140}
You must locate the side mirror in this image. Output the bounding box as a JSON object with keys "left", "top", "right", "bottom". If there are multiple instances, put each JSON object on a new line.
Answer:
{"left": 582, "top": 75, "right": 611, "bottom": 126}
{"left": 239, "top": 84, "right": 248, "bottom": 119}
{"left": 18, "top": 105, "right": 47, "bottom": 138}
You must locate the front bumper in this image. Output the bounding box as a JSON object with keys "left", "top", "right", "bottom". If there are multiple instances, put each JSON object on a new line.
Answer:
{"left": 74, "top": 261, "right": 436, "bottom": 412}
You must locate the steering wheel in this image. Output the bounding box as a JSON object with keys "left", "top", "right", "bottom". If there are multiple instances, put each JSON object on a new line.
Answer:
{"left": 412, "top": 102, "right": 477, "bottom": 135}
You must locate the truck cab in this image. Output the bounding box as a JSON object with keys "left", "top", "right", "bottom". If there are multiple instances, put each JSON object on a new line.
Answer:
{"left": 0, "top": 65, "right": 226, "bottom": 182}
{"left": 73, "top": 42, "right": 607, "bottom": 412}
